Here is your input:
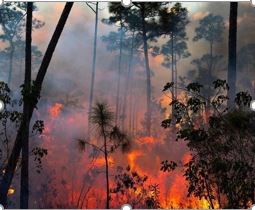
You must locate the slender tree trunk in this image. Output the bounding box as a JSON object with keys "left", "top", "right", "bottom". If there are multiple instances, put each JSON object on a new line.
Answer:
{"left": 115, "top": 23, "right": 124, "bottom": 126}
{"left": 20, "top": 3, "right": 33, "bottom": 208}
{"left": 129, "top": 73, "right": 134, "bottom": 135}
{"left": 227, "top": 2, "right": 238, "bottom": 107}
{"left": 171, "top": 33, "right": 175, "bottom": 117}
{"left": 121, "top": 32, "right": 134, "bottom": 130}
{"left": 141, "top": 7, "right": 151, "bottom": 136}
{"left": 88, "top": 3, "right": 99, "bottom": 138}
{"left": 102, "top": 127, "right": 110, "bottom": 209}
{"left": 0, "top": 3, "right": 73, "bottom": 206}
{"left": 174, "top": 54, "right": 177, "bottom": 98}
{"left": 8, "top": 42, "right": 14, "bottom": 87}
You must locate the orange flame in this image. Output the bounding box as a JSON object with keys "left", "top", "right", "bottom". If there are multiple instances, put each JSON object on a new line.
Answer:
{"left": 48, "top": 103, "right": 63, "bottom": 118}
{"left": 95, "top": 156, "right": 114, "bottom": 166}
{"left": 127, "top": 150, "right": 143, "bottom": 170}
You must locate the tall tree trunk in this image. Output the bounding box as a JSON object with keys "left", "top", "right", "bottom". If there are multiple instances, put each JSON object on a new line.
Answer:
{"left": 171, "top": 33, "right": 175, "bottom": 117}
{"left": 0, "top": 3, "right": 73, "bottom": 206}
{"left": 209, "top": 41, "right": 214, "bottom": 96}
{"left": 115, "top": 23, "right": 124, "bottom": 126}
{"left": 121, "top": 32, "right": 134, "bottom": 130}
{"left": 141, "top": 7, "right": 151, "bottom": 136}
{"left": 20, "top": 3, "right": 33, "bottom": 208}
{"left": 8, "top": 42, "right": 14, "bottom": 87}
{"left": 129, "top": 72, "right": 134, "bottom": 135}
{"left": 102, "top": 127, "right": 110, "bottom": 209}
{"left": 174, "top": 54, "right": 178, "bottom": 98}
{"left": 88, "top": 3, "right": 99, "bottom": 138}
{"left": 227, "top": 2, "right": 238, "bottom": 107}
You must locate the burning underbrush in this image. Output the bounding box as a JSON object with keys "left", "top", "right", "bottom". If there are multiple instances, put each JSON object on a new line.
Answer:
{"left": 25, "top": 101, "right": 214, "bottom": 208}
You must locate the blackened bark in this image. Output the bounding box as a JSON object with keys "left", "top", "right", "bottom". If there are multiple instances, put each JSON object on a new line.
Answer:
{"left": 20, "top": 3, "right": 33, "bottom": 208}
{"left": 227, "top": 2, "right": 238, "bottom": 107}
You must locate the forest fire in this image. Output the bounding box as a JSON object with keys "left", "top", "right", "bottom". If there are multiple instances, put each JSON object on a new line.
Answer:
{"left": 0, "top": 1, "right": 254, "bottom": 209}
{"left": 36, "top": 105, "right": 216, "bottom": 209}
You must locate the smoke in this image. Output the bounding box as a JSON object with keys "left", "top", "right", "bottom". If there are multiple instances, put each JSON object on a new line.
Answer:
{"left": 1, "top": 2, "right": 255, "bottom": 208}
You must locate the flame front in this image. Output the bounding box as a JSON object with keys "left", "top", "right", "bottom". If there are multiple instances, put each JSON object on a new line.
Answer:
{"left": 35, "top": 102, "right": 217, "bottom": 209}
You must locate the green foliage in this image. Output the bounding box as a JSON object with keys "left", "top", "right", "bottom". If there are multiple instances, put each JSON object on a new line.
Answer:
{"left": 32, "top": 120, "right": 44, "bottom": 135}
{"left": 81, "top": 102, "right": 131, "bottom": 154}
{"left": 186, "top": 82, "right": 203, "bottom": 93}
{"left": 193, "top": 14, "right": 225, "bottom": 44}
{"left": 111, "top": 166, "right": 160, "bottom": 208}
{"left": 0, "top": 82, "right": 46, "bottom": 178}
{"left": 111, "top": 166, "right": 148, "bottom": 194}
{"left": 90, "top": 102, "right": 114, "bottom": 129}
{"left": 109, "top": 126, "right": 131, "bottom": 153}
{"left": 0, "top": 81, "right": 11, "bottom": 104}
{"left": 161, "top": 118, "right": 171, "bottom": 129}
{"left": 32, "top": 147, "right": 48, "bottom": 173}
{"left": 212, "top": 79, "right": 229, "bottom": 90}
{"left": 162, "top": 79, "right": 255, "bottom": 208}
{"left": 235, "top": 91, "right": 252, "bottom": 107}
{"left": 162, "top": 82, "right": 174, "bottom": 92}
{"left": 156, "top": 3, "right": 190, "bottom": 69}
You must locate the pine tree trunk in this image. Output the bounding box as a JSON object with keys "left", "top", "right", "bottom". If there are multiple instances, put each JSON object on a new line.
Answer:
{"left": 88, "top": 3, "right": 99, "bottom": 138}
{"left": 103, "top": 127, "right": 110, "bottom": 209}
{"left": 129, "top": 74, "right": 134, "bottom": 135}
{"left": 20, "top": 3, "right": 33, "bottom": 208}
{"left": 174, "top": 52, "right": 177, "bottom": 98}
{"left": 0, "top": 3, "right": 74, "bottom": 206}
{"left": 8, "top": 42, "right": 14, "bottom": 87}
{"left": 227, "top": 2, "right": 238, "bottom": 107}
{"left": 115, "top": 23, "right": 124, "bottom": 126}
{"left": 121, "top": 32, "right": 134, "bottom": 130}
{"left": 141, "top": 7, "right": 151, "bottom": 136}
{"left": 171, "top": 33, "right": 175, "bottom": 117}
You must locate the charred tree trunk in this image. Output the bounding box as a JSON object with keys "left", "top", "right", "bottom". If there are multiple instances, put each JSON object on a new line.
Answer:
{"left": 0, "top": 3, "right": 74, "bottom": 206}
{"left": 141, "top": 6, "right": 151, "bottom": 136}
{"left": 227, "top": 2, "right": 238, "bottom": 107}
{"left": 88, "top": 2, "right": 99, "bottom": 138}
{"left": 20, "top": 3, "right": 33, "bottom": 208}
